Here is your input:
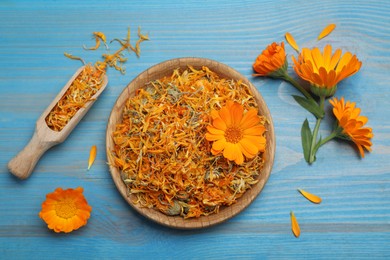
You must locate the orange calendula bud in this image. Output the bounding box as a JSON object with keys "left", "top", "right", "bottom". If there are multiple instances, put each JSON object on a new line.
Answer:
{"left": 253, "top": 42, "right": 287, "bottom": 78}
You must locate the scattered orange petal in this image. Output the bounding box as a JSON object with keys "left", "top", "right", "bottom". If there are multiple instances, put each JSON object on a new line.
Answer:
{"left": 88, "top": 145, "right": 97, "bottom": 170}
{"left": 298, "top": 189, "right": 322, "bottom": 204}
{"left": 318, "top": 24, "right": 336, "bottom": 40}
{"left": 285, "top": 32, "right": 300, "bottom": 52}
{"left": 290, "top": 211, "right": 300, "bottom": 238}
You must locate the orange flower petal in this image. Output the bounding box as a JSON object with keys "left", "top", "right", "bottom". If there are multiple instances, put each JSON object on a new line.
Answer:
{"left": 329, "top": 48, "right": 342, "bottom": 68}
{"left": 88, "top": 145, "right": 97, "bottom": 170}
{"left": 222, "top": 142, "right": 236, "bottom": 161}
{"left": 212, "top": 117, "right": 227, "bottom": 131}
{"left": 231, "top": 102, "right": 244, "bottom": 125}
{"left": 244, "top": 135, "right": 266, "bottom": 151}
{"left": 239, "top": 137, "right": 259, "bottom": 155}
{"left": 290, "top": 211, "right": 300, "bottom": 238}
{"left": 243, "top": 125, "right": 266, "bottom": 136}
{"left": 219, "top": 105, "right": 232, "bottom": 126}
{"left": 240, "top": 109, "right": 260, "bottom": 129}
{"left": 205, "top": 132, "right": 224, "bottom": 141}
{"left": 318, "top": 24, "right": 336, "bottom": 40}
{"left": 212, "top": 138, "right": 227, "bottom": 151}
{"left": 298, "top": 189, "right": 322, "bottom": 204}
{"left": 233, "top": 145, "right": 244, "bottom": 165}
{"left": 206, "top": 126, "right": 225, "bottom": 136}
{"left": 238, "top": 142, "right": 256, "bottom": 158}
{"left": 285, "top": 32, "right": 300, "bottom": 52}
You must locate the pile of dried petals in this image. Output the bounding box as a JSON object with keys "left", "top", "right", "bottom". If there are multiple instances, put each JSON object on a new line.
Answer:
{"left": 110, "top": 66, "right": 268, "bottom": 218}
{"left": 46, "top": 28, "right": 149, "bottom": 131}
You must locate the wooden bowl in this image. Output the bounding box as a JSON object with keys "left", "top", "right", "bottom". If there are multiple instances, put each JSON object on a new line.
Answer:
{"left": 106, "top": 57, "right": 275, "bottom": 229}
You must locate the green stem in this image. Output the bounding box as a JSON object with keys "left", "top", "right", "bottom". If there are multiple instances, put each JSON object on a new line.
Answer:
{"left": 281, "top": 74, "right": 314, "bottom": 101}
{"left": 311, "top": 130, "right": 338, "bottom": 158}
{"left": 308, "top": 96, "right": 325, "bottom": 164}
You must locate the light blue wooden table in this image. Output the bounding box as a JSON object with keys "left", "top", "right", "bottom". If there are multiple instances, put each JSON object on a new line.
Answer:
{"left": 1, "top": 0, "right": 389, "bottom": 259}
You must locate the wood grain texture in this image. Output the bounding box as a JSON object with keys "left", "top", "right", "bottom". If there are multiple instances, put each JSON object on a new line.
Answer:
{"left": 0, "top": 0, "right": 389, "bottom": 259}
{"left": 106, "top": 57, "right": 275, "bottom": 229}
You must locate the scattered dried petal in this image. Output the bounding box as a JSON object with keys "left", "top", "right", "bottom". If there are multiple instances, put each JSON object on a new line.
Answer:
{"left": 64, "top": 52, "right": 85, "bottom": 65}
{"left": 298, "top": 189, "right": 322, "bottom": 204}
{"left": 290, "top": 211, "right": 300, "bottom": 238}
{"left": 88, "top": 145, "right": 97, "bottom": 170}
{"left": 48, "top": 28, "right": 149, "bottom": 131}
{"left": 318, "top": 24, "right": 336, "bottom": 40}
{"left": 285, "top": 32, "right": 300, "bottom": 52}
{"left": 83, "top": 32, "right": 108, "bottom": 50}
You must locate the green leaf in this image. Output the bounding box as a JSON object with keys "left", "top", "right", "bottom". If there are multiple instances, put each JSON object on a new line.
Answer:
{"left": 293, "top": 95, "right": 324, "bottom": 119}
{"left": 301, "top": 119, "right": 312, "bottom": 163}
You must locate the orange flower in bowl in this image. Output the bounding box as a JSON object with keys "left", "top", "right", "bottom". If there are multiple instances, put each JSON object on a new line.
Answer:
{"left": 39, "top": 187, "right": 92, "bottom": 233}
{"left": 205, "top": 101, "right": 266, "bottom": 165}
{"left": 292, "top": 45, "right": 362, "bottom": 97}
{"left": 253, "top": 42, "right": 287, "bottom": 77}
{"left": 329, "top": 97, "right": 373, "bottom": 157}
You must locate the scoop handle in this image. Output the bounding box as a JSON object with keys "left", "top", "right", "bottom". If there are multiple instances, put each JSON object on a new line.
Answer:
{"left": 8, "top": 129, "right": 55, "bottom": 180}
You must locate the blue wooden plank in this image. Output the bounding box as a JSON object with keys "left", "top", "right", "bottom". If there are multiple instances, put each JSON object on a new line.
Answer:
{"left": 1, "top": 0, "right": 390, "bottom": 259}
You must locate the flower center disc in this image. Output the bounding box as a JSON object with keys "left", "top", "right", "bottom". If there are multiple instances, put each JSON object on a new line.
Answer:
{"left": 55, "top": 199, "right": 77, "bottom": 219}
{"left": 224, "top": 126, "right": 243, "bottom": 144}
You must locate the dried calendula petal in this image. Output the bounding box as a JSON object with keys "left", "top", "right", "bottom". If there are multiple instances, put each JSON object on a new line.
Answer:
{"left": 290, "top": 211, "right": 300, "bottom": 238}
{"left": 88, "top": 145, "right": 97, "bottom": 170}
{"left": 298, "top": 189, "right": 322, "bottom": 204}
{"left": 64, "top": 52, "right": 85, "bottom": 65}
{"left": 285, "top": 32, "right": 300, "bottom": 52}
{"left": 318, "top": 24, "right": 336, "bottom": 40}
{"left": 84, "top": 32, "right": 108, "bottom": 50}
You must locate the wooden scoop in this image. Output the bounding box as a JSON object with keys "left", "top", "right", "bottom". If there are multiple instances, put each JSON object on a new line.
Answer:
{"left": 8, "top": 66, "right": 108, "bottom": 180}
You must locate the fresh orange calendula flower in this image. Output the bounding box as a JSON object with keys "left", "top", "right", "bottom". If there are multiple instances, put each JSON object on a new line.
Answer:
{"left": 39, "top": 187, "right": 92, "bottom": 233}
{"left": 329, "top": 97, "right": 373, "bottom": 157}
{"left": 253, "top": 42, "right": 287, "bottom": 77}
{"left": 205, "top": 101, "right": 266, "bottom": 165}
{"left": 292, "top": 44, "right": 362, "bottom": 97}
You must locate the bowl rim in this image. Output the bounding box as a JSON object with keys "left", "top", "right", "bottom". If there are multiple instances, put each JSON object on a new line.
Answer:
{"left": 106, "top": 57, "right": 275, "bottom": 229}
